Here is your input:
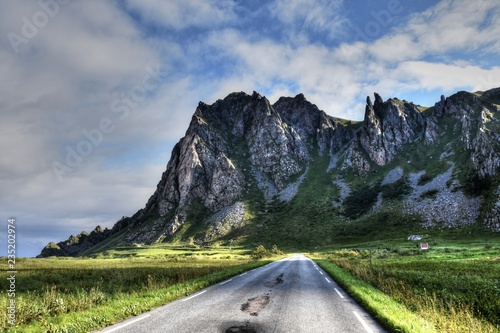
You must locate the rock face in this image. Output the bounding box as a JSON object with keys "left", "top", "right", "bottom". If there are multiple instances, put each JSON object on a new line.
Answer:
{"left": 39, "top": 88, "right": 500, "bottom": 257}
{"left": 348, "top": 94, "right": 433, "bottom": 169}
{"left": 403, "top": 164, "right": 482, "bottom": 228}
{"left": 146, "top": 91, "right": 351, "bottom": 237}
{"left": 436, "top": 90, "right": 500, "bottom": 179}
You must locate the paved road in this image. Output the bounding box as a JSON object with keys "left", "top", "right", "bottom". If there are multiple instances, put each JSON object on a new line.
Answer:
{"left": 97, "top": 254, "right": 386, "bottom": 333}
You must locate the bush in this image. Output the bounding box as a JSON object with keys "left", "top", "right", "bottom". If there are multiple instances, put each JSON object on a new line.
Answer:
{"left": 271, "top": 244, "right": 284, "bottom": 255}
{"left": 251, "top": 245, "right": 270, "bottom": 259}
{"left": 421, "top": 189, "right": 439, "bottom": 199}
{"left": 417, "top": 173, "right": 433, "bottom": 186}
{"left": 251, "top": 244, "right": 283, "bottom": 259}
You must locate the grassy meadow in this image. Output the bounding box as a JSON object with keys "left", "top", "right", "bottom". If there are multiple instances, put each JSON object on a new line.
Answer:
{"left": 2, "top": 235, "right": 500, "bottom": 333}
{"left": 0, "top": 245, "right": 272, "bottom": 333}
{"left": 312, "top": 236, "right": 500, "bottom": 333}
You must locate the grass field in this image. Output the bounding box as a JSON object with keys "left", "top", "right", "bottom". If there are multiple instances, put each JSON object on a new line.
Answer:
{"left": 312, "top": 237, "right": 500, "bottom": 333}
{"left": 2, "top": 236, "right": 500, "bottom": 333}
{"left": 0, "top": 246, "right": 273, "bottom": 333}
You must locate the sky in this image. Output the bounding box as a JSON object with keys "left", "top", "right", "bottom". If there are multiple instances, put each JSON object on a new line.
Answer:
{"left": 1, "top": 0, "right": 499, "bottom": 257}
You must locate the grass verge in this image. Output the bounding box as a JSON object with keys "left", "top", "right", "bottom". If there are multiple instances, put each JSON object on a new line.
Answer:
{"left": 315, "top": 260, "right": 437, "bottom": 333}
{"left": 313, "top": 240, "right": 500, "bottom": 333}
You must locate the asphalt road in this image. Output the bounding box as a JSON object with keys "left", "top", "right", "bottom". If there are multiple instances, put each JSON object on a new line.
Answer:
{"left": 96, "top": 254, "right": 387, "bottom": 333}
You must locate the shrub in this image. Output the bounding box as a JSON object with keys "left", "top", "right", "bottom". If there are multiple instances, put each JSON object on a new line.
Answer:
{"left": 271, "top": 244, "right": 284, "bottom": 255}
{"left": 417, "top": 173, "right": 433, "bottom": 186}
{"left": 251, "top": 245, "right": 270, "bottom": 259}
{"left": 421, "top": 189, "right": 439, "bottom": 199}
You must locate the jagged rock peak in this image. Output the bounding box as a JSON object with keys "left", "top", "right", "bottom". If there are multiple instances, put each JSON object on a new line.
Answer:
{"left": 366, "top": 95, "right": 373, "bottom": 107}
{"left": 434, "top": 94, "right": 446, "bottom": 117}
{"left": 373, "top": 92, "right": 384, "bottom": 106}
{"left": 252, "top": 90, "right": 262, "bottom": 99}
{"left": 358, "top": 92, "right": 429, "bottom": 166}
{"left": 294, "top": 93, "right": 306, "bottom": 101}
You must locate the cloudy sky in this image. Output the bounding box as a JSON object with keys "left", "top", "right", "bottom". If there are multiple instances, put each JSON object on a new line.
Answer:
{"left": 1, "top": 0, "right": 499, "bottom": 257}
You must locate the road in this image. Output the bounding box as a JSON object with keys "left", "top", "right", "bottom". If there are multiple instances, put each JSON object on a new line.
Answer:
{"left": 97, "top": 254, "right": 386, "bottom": 333}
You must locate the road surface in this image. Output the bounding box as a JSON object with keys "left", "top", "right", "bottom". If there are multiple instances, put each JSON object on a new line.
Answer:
{"left": 97, "top": 254, "right": 386, "bottom": 333}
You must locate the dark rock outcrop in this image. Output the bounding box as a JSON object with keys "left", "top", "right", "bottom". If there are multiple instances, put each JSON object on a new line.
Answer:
{"left": 37, "top": 226, "right": 109, "bottom": 257}
{"left": 357, "top": 93, "right": 430, "bottom": 166}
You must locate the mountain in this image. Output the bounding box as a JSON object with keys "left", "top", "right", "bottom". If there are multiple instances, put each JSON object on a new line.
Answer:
{"left": 38, "top": 88, "right": 500, "bottom": 257}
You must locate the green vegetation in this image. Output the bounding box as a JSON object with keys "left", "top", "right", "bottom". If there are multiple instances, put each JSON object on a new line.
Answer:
{"left": 240, "top": 152, "right": 429, "bottom": 249}
{"left": 315, "top": 260, "right": 437, "bottom": 333}
{"left": 381, "top": 177, "right": 412, "bottom": 200}
{"left": 420, "top": 189, "right": 439, "bottom": 199}
{"left": 167, "top": 199, "right": 213, "bottom": 243}
{"left": 4, "top": 234, "right": 500, "bottom": 333}
{"left": 343, "top": 183, "right": 380, "bottom": 219}
{"left": 342, "top": 176, "right": 412, "bottom": 219}
{"left": 250, "top": 244, "right": 284, "bottom": 259}
{"left": 312, "top": 238, "right": 500, "bottom": 333}
{"left": 417, "top": 173, "right": 433, "bottom": 186}
{"left": 0, "top": 249, "right": 271, "bottom": 333}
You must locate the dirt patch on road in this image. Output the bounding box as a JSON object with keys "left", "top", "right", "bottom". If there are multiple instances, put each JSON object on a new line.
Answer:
{"left": 241, "top": 295, "right": 270, "bottom": 316}
{"left": 264, "top": 273, "right": 284, "bottom": 288}
{"left": 225, "top": 325, "right": 257, "bottom": 333}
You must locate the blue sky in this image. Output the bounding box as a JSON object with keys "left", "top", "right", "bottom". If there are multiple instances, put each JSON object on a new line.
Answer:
{"left": 1, "top": 0, "right": 499, "bottom": 257}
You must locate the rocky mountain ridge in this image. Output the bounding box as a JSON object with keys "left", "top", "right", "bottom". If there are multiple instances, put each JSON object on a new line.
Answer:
{"left": 39, "top": 88, "right": 500, "bottom": 257}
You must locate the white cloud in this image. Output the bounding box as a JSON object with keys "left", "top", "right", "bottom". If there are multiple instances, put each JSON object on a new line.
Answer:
{"left": 0, "top": 160, "right": 167, "bottom": 257}
{"left": 0, "top": 1, "right": 187, "bottom": 256}
{"left": 369, "top": 0, "right": 500, "bottom": 62}
{"left": 369, "top": 33, "right": 417, "bottom": 62}
{"left": 270, "top": 0, "right": 347, "bottom": 42}
{"left": 338, "top": 0, "right": 500, "bottom": 103}
{"left": 0, "top": 1, "right": 167, "bottom": 182}
{"left": 394, "top": 61, "right": 500, "bottom": 92}
{"left": 207, "top": 29, "right": 367, "bottom": 120}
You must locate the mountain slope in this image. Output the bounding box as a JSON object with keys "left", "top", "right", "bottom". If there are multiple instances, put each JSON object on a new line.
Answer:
{"left": 38, "top": 88, "right": 500, "bottom": 257}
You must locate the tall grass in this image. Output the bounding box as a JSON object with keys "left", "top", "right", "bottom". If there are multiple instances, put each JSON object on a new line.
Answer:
{"left": 318, "top": 249, "right": 500, "bottom": 333}
{"left": 316, "top": 260, "right": 437, "bottom": 333}
{"left": 0, "top": 256, "right": 268, "bottom": 333}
